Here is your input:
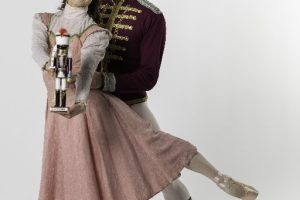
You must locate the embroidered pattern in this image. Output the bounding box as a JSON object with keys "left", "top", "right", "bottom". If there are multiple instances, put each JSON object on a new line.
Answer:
{"left": 99, "top": 1, "right": 144, "bottom": 71}
{"left": 109, "top": 44, "right": 127, "bottom": 51}
{"left": 120, "top": 6, "right": 142, "bottom": 13}
{"left": 101, "top": 5, "right": 142, "bottom": 13}
{"left": 101, "top": 14, "right": 137, "bottom": 20}
{"left": 100, "top": 0, "right": 125, "bottom": 71}
{"left": 106, "top": 0, "right": 125, "bottom": 31}
{"left": 113, "top": 23, "right": 133, "bottom": 30}
{"left": 108, "top": 55, "right": 124, "bottom": 61}
{"left": 112, "top": 35, "right": 129, "bottom": 41}
{"left": 137, "top": 0, "right": 161, "bottom": 14}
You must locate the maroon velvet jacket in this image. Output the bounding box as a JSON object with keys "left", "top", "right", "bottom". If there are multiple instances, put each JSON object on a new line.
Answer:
{"left": 97, "top": 0, "right": 166, "bottom": 105}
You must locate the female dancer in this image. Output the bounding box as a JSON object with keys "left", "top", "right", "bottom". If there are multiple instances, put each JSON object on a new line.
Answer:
{"left": 32, "top": 0, "right": 259, "bottom": 199}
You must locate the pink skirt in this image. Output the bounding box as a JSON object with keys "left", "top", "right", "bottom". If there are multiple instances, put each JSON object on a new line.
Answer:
{"left": 38, "top": 87, "right": 198, "bottom": 200}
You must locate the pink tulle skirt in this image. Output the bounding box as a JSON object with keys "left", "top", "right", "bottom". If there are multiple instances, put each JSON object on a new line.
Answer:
{"left": 38, "top": 83, "right": 198, "bottom": 200}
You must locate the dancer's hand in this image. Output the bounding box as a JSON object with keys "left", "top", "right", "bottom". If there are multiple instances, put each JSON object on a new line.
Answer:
{"left": 67, "top": 75, "right": 77, "bottom": 84}
{"left": 42, "top": 61, "right": 55, "bottom": 77}
{"left": 57, "top": 102, "right": 87, "bottom": 119}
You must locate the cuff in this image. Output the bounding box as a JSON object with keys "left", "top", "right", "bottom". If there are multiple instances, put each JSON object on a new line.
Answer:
{"left": 102, "top": 72, "right": 116, "bottom": 92}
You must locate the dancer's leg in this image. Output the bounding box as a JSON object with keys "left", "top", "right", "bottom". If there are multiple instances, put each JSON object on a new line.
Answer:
{"left": 130, "top": 102, "right": 192, "bottom": 200}
{"left": 161, "top": 179, "right": 191, "bottom": 200}
{"left": 186, "top": 152, "right": 258, "bottom": 199}
{"left": 185, "top": 152, "right": 218, "bottom": 180}
{"left": 131, "top": 102, "right": 258, "bottom": 199}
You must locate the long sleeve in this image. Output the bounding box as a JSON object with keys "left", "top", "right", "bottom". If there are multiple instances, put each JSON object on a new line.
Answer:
{"left": 113, "top": 13, "right": 166, "bottom": 93}
{"left": 31, "top": 13, "right": 50, "bottom": 69}
{"left": 75, "top": 30, "right": 111, "bottom": 103}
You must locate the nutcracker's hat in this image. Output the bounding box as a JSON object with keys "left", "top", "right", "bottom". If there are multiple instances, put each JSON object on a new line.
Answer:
{"left": 55, "top": 28, "right": 70, "bottom": 46}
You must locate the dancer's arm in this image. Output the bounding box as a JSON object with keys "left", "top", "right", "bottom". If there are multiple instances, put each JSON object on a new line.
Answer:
{"left": 31, "top": 13, "right": 50, "bottom": 70}
{"left": 59, "top": 29, "right": 111, "bottom": 119}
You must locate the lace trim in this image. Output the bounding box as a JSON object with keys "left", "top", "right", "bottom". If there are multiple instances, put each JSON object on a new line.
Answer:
{"left": 102, "top": 72, "right": 116, "bottom": 92}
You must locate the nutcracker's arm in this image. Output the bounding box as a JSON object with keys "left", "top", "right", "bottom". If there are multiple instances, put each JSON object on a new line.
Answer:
{"left": 49, "top": 45, "right": 58, "bottom": 69}
{"left": 66, "top": 51, "right": 74, "bottom": 83}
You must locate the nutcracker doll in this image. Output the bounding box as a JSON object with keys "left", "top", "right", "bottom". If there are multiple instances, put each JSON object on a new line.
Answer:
{"left": 49, "top": 28, "right": 73, "bottom": 112}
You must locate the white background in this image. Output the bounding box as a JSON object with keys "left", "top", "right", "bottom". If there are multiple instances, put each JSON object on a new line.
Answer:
{"left": 0, "top": 0, "right": 299, "bottom": 199}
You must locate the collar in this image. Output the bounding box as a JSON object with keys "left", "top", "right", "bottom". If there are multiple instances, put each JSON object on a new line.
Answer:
{"left": 110, "top": 0, "right": 127, "bottom": 5}
{"left": 63, "top": 3, "right": 88, "bottom": 19}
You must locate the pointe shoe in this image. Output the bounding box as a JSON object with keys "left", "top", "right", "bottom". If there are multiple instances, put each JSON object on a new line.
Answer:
{"left": 213, "top": 172, "right": 259, "bottom": 200}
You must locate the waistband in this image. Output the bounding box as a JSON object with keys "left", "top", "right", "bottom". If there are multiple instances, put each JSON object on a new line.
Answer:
{"left": 125, "top": 96, "right": 148, "bottom": 106}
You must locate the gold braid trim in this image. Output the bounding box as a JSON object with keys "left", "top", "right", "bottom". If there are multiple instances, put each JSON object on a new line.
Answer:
{"left": 101, "top": 0, "right": 125, "bottom": 72}
{"left": 108, "top": 55, "right": 123, "bottom": 61}
{"left": 119, "top": 6, "right": 142, "bottom": 13}
{"left": 109, "top": 44, "right": 126, "bottom": 51}
{"left": 101, "top": 14, "right": 137, "bottom": 20}
{"left": 106, "top": 0, "right": 125, "bottom": 31}
{"left": 113, "top": 23, "right": 133, "bottom": 30}
{"left": 112, "top": 35, "right": 129, "bottom": 41}
{"left": 101, "top": 5, "right": 142, "bottom": 13}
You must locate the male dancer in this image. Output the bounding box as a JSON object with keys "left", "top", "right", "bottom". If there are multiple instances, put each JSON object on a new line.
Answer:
{"left": 92, "top": 1, "right": 259, "bottom": 200}
{"left": 93, "top": 0, "right": 193, "bottom": 199}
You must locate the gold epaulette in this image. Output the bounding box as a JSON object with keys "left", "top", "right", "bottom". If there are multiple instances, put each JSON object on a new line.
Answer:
{"left": 136, "top": 0, "right": 161, "bottom": 14}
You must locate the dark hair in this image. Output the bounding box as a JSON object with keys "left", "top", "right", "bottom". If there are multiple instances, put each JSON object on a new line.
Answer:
{"left": 59, "top": 0, "right": 102, "bottom": 24}
{"left": 58, "top": 0, "right": 67, "bottom": 10}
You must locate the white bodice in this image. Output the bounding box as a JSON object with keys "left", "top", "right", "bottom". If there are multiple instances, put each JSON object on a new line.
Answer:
{"left": 31, "top": 3, "right": 111, "bottom": 103}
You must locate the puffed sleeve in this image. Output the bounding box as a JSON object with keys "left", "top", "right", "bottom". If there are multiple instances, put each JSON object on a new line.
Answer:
{"left": 112, "top": 13, "right": 166, "bottom": 92}
{"left": 74, "top": 29, "right": 111, "bottom": 103}
{"left": 31, "top": 13, "right": 50, "bottom": 69}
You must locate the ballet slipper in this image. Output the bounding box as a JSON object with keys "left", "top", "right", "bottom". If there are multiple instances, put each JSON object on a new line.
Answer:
{"left": 213, "top": 172, "right": 258, "bottom": 200}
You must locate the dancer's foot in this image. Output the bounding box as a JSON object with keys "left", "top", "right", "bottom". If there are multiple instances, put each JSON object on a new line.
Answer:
{"left": 213, "top": 172, "right": 258, "bottom": 200}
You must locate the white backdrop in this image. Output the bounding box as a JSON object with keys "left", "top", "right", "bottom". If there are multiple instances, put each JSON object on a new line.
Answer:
{"left": 0, "top": 0, "right": 299, "bottom": 199}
